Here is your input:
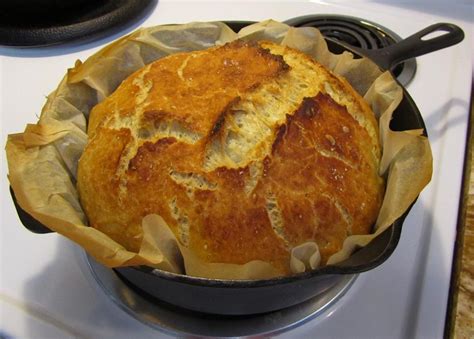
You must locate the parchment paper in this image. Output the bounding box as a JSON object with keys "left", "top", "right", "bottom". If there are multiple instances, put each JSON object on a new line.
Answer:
{"left": 5, "top": 20, "right": 432, "bottom": 279}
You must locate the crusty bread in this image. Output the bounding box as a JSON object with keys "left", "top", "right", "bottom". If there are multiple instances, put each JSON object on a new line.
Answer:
{"left": 77, "top": 40, "right": 384, "bottom": 275}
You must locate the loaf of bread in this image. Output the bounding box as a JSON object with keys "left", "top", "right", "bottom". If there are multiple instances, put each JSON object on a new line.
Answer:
{"left": 77, "top": 40, "right": 384, "bottom": 275}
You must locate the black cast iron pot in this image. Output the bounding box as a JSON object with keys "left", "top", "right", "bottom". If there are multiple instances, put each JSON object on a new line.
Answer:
{"left": 10, "top": 18, "right": 464, "bottom": 315}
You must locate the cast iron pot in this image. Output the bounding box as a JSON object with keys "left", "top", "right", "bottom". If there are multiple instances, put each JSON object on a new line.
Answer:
{"left": 11, "top": 18, "right": 464, "bottom": 315}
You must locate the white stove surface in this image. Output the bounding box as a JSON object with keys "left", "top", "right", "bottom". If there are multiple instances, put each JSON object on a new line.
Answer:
{"left": 1, "top": 1, "right": 472, "bottom": 338}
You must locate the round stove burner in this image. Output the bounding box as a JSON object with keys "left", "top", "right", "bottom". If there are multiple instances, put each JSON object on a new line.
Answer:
{"left": 303, "top": 19, "right": 396, "bottom": 50}
{"left": 285, "top": 15, "right": 417, "bottom": 87}
{"left": 0, "top": 0, "right": 157, "bottom": 47}
{"left": 86, "top": 255, "right": 357, "bottom": 337}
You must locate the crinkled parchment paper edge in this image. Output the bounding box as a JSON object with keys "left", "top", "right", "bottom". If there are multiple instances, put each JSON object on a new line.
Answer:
{"left": 5, "top": 20, "right": 432, "bottom": 279}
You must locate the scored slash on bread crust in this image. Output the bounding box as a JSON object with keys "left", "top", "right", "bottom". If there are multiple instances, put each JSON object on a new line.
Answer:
{"left": 77, "top": 40, "right": 384, "bottom": 275}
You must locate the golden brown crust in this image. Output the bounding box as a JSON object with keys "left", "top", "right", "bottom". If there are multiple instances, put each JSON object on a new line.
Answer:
{"left": 77, "top": 40, "right": 384, "bottom": 275}
{"left": 264, "top": 93, "right": 384, "bottom": 261}
{"left": 87, "top": 40, "right": 289, "bottom": 138}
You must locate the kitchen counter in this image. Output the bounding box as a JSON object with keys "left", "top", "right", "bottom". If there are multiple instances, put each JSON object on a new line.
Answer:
{"left": 450, "top": 86, "right": 473, "bottom": 338}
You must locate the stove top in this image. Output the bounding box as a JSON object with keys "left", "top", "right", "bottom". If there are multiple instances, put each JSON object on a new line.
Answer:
{"left": 1, "top": 1, "right": 472, "bottom": 338}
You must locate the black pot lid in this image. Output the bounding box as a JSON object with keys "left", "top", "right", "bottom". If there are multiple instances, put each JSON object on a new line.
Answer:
{"left": 0, "top": 0, "right": 158, "bottom": 47}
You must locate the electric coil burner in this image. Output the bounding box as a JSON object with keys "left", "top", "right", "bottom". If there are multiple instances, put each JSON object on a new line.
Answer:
{"left": 284, "top": 15, "right": 417, "bottom": 86}
{"left": 0, "top": 0, "right": 158, "bottom": 47}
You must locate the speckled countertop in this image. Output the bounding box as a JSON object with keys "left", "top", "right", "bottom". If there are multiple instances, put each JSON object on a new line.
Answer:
{"left": 448, "top": 87, "right": 473, "bottom": 338}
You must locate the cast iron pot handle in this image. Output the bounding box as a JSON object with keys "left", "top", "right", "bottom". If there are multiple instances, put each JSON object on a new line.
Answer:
{"left": 362, "top": 22, "right": 464, "bottom": 71}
